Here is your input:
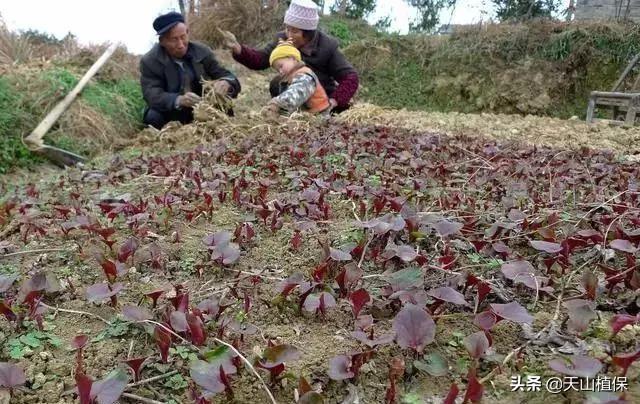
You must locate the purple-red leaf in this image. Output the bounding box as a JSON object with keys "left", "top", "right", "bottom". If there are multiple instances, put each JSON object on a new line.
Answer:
{"left": 563, "top": 299, "right": 597, "bottom": 333}
{"left": 427, "top": 287, "right": 468, "bottom": 306}
{"left": 501, "top": 260, "right": 552, "bottom": 292}
{"left": 548, "top": 355, "right": 603, "bottom": 378}
{"left": 71, "top": 335, "right": 89, "bottom": 350}
{"left": 490, "top": 301, "right": 533, "bottom": 324}
{"left": 432, "top": 220, "right": 463, "bottom": 237}
{"left": 260, "top": 344, "right": 301, "bottom": 368}
{"left": 393, "top": 304, "right": 436, "bottom": 353}
{"left": 464, "top": 331, "right": 489, "bottom": 362}
{"left": 211, "top": 242, "right": 241, "bottom": 265}
{"left": 76, "top": 372, "right": 93, "bottom": 404}
{"left": 328, "top": 355, "right": 354, "bottom": 380}
{"left": 122, "top": 305, "right": 152, "bottom": 322}
{"left": 610, "top": 239, "right": 638, "bottom": 253}
{"left": 154, "top": 325, "right": 172, "bottom": 363}
{"left": 350, "top": 288, "right": 370, "bottom": 318}
{"left": 529, "top": 240, "right": 563, "bottom": 254}
{"left": 123, "top": 357, "right": 148, "bottom": 382}
{"left": 443, "top": 383, "right": 459, "bottom": 404}
{"left": 0, "top": 362, "right": 26, "bottom": 388}
{"left": 86, "top": 282, "right": 124, "bottom": 303}
{"left": 329, "top": 247, "right": 352, "bottom": 262}
{"left": 610, "top": 314, "right": 640, "bottom": 336}
{"left": 276, "top": 273, "right": 304, "bottom": 298}
{"left": 190, "top": 360, "right": 226, "bottom": 395}
{"left": 117, "top": 237, "right": 139, "bottom": 262}
{"left": 0, "top": 274, "right": 18, "bottom": 293}
{"left": 351, "top": 331, "right": 395, "bottom": 348}
{"left": 462, "top": 368, "right": 484, "bottom": 403}
{"left": 186, "top": 312, "right": 207, "bottom": 346}
{"left": 303, "top": 292, "right": 336, "bottom": 315}
{"left": 170, "top": 310, "right": 188, "bottom": 332}
{"left": 612, "top": 348, "right": 640, "bottom": 376}
{"left": 90, "top": 369, "right": 128, "bottom": 404}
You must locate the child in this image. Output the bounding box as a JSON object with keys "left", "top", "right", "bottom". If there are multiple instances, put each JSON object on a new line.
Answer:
{"left": 261, "top": 41, "right": 331, "bottom": 118}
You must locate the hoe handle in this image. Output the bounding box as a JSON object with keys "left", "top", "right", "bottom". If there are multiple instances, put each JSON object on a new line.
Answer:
{"left": 24, "top": 42, "right": 119, "bottom": 149}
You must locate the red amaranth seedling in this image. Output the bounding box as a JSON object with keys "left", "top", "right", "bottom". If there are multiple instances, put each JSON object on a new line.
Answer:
{"left": 257, "top": 343, "right": 301, "bottom": 384}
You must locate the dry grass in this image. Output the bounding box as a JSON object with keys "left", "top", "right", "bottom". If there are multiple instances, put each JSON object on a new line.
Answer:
{"left": 190, "top": 0, "right": 286, "bottom": 47}
{"left": 0, "top": 17, "right": 33, "bottom": 66}
{"left": 338, "top": 103, "right": 640, "bottom": 155}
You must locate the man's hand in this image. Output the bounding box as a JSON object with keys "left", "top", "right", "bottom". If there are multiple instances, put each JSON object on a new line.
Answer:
{"left": 212, "top": 80, "right": 231, "bottom": 96}
{"left": 260, "top": 102, "right": 280, "bottom": 121}
{"left": 218, "top": 29, "right": 241, "bottom": 55}
{"left": 329, "top": 98, "right": 338, "bottom": 111}
{"left": 176, "top": 92, "right": 202, "bottom": 109}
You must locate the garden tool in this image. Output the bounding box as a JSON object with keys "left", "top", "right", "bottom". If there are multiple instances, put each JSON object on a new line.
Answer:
{"left": 22, "top": 42, "right": 119, "bottom": 167}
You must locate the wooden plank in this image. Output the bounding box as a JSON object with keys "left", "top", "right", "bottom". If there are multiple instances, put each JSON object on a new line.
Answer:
{"left": 590, "top": 91, "right": 640, "bottom": 99}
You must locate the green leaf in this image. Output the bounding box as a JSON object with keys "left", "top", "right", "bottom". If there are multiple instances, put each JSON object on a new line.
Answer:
{"left": 47, "top": 335, "right": 63, "bottom": 348}
{"left": 401, "top": 392, "right": 424, "bottom": 404}
{"left": 9, "top": 345, "right": 25, "bottom": 359}
{"left": 164, "top": 374, "right": 188, "bottom": 391}
{"left": 414, "top": 351, "right": 448, "bottom": 377}
{"left": 202, "top": 345, "right": 230, "bottom": 362}
{"left": 20, "top": 333, "right": 42, "bottom": 348}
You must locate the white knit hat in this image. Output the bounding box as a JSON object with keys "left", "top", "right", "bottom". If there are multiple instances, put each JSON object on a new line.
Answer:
{"left": 284, "top": 0, "right": 320, "bottom": 31}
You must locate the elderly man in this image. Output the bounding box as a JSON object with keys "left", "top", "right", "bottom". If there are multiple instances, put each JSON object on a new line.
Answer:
{"left": 141, "top": 12, "right": 241, "bottom": 129}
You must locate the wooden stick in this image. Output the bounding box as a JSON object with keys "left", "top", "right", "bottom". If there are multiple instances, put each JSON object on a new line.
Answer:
{"left": 39, "top": 302, "right": 111, "bottom": 325}
{"left": 127, "top": 371, "right": 179, "bottom": 388}
{"left": 23, "top": 42, "right": 119, "bottom": 149}
{"left": 121, "top": 393, "right": 165, "bottom": 404}
{"left": 0, "top": 248, "right": 69, "bottom": 260}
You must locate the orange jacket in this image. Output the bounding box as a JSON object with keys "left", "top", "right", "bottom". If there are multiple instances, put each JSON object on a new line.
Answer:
{"left": 283, "top": 64, "right": 331, "bottom": 113}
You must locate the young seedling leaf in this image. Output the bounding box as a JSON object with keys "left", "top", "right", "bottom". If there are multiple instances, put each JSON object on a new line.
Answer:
{"left": 393, "top": 304, "right": 436, "bottom": 353}
{"left": 327, "top": 355, "right": 354, "bottom": 380}
{"left": 490, "top": 302, "right": 533, "bottom": 324}
{"left": 548, "top": 355, "right": 602, "bottom": 378}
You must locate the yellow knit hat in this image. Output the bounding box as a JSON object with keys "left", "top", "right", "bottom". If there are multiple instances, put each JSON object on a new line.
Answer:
{"left": 269, "top": 41, "right": 302, "bottom": 66}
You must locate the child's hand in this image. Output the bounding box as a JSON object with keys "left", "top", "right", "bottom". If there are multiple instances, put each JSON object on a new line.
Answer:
{"left": 261, "top": 103, "right": 280, "bottom": 121}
